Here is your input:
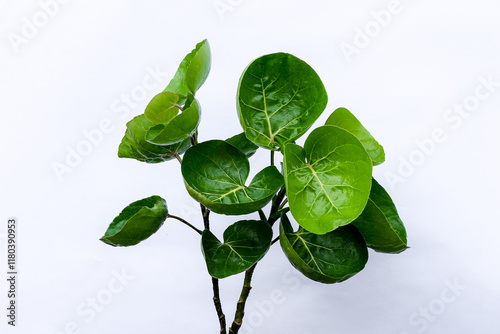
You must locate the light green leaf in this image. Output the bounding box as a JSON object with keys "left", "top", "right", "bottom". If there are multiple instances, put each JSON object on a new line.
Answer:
{"left": 325, "top": 107, "right": 385, "bottom": 165}
{"left": 118, "top": 114, "right": 191, "bottom": 163}
{"left": 100, "top": 196, "right": 168, "bottom": 247}
{"left": 202, "top": 220, "right": 273, "bottom": 279}
{"left": 144, "top": 91, "right": 180, "bottom": 124}
{"left": 164, "top": 39, "right": 211, "bottom": 98}
{"left": 353, "top": 178, "right": 408, "bottom": 254}
{"left": 181, "top": 140, "right": 284, "bottom": 215}
{"left": 237, "top": 53, "right": 328, "bottom": 149}
{"left": 283, "top": 125, "right": 373, "bottom": 234}
{"left": 279, "top": 213, "right": 368, "bottom": 283}
{"left": 146, "top": 95, "right": 200, "bottom": 145}
{"left": 226, "top": 132, "right": 259, "bottom": 158}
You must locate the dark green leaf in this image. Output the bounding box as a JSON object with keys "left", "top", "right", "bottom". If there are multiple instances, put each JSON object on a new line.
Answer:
{"left": 144, "top": 91, "right": 180, "bottom": 124}
{"left": 353, "top": 178, "right": 408, "bottom": 253}
{"left": 146, "top": 95, "right": 200, "bottom": 145}
{"left": 283, "top": 125, "right": 373, "bottom": 234}
{"left": 325, "top": 107, "right": 385, "bottom": 165}
{"left": 164, "top": 39, "right": 211, "bottom": 98}
{"left": 279, "top": 213, "right": 368, "bottom": 283}
{"left": 237, "top": 53, "right": 328, "bottom": 149}
{"left": 226, "top": 132, "right": 259, "bottom": 158}
{"left": 118, "top": 114, "right": 191, "bottom": 163}
{"left": 100, "top": 196, "right": 168, "bottom": 247}
{"left": 181, "top": 140, "right": 284, "bottom": 215}
{"left": 202, "top": 220, "right": 272, "bottom": 278}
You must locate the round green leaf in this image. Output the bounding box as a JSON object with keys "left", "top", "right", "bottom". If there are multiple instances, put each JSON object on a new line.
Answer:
{"left": 100, "top": 196, "right": 168, "bottom": 247}
{"left": 283, "top": 125, "right": 373, "bottom": 234}
{"left": 164, "top": 39, "right": 211, "bottom": 98}
{"left": 144, "top": 91, "right": 180, "bottom": 124}
{"left": 226, "top": 132, "right": 259, "bottom": 158}
{"left": 118, "top": 114, "right": 191, "bottom": 163}
{"left": 237, "top": 53, "right": 328, "bottom": 149}
{"left": 202, "top": 220, "right": 273, "bottom": 279}
{"left": 146, "top": 95, "right": 201, "bottom": 145}
{"left": 181, "top": 140, "right": 284, "bottom": 215}
{"left": 325, "top": 107, "right": 385, "bottom": 166}
{"left": 279, "top": 213, "right": 368, "bottom": 284}
{"left": 353, "top": 178, "right": 408, "bottom": 254}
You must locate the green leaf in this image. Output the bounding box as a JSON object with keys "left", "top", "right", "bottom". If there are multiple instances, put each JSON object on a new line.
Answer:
{"left": 146, "top": 95, "right": 200, "bottom": 145}
{"left": 118, "top": 114, "right": 191, "bottom": 163}
{"left": 279, "top": 213, "right": 368, "bottom": 283}
{"left": 202, "top": 220, "right": 272, "bottom": 279}
{"left": 226, "top": 132, "right": 259, "bottom": 158}
{"left": 181, "top": 140, "right": 284, "bottom": 215}
{"left": 164, "top": 39, "right": 211, "bottom": 98}
{"left": 283, "top": 125, "right": 373, "bottom": 234}
{"left": 325, "top": 107, "right": 385, "bottom": 166}
{"left": 144, "top": 91, "right": 180, "bottom": 124}
{"left": 100, "top": 196, "right": 168, "bottom": 247}
{"left": 237, "top": 53, "right": 328, "bottom": 149}
{"left": 352, "top": 178, "right": 408, "bottom": 254}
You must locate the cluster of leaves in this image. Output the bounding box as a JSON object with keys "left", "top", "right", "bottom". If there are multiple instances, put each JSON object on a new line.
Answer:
{"left": 101, "top": 40, "right": 407, "bottom": 288}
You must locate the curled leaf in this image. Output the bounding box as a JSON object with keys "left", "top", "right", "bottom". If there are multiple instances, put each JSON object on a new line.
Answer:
{"left": 100, "top": 196, "right": 168, "bottom": 247}
{"left": 181, "top": 140, "right": 284, "bottom": 215}
{"left": 202, "top": 220, "right": 272, "bottom": 279}
{"left": 279, "top": 213, "right": 368, "bottom": 283}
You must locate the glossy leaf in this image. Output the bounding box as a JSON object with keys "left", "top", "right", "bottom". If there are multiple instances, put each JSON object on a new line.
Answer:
{"left": 164, "top": 39, "right": 211, "bottom": 98}
{"left": 237, "top": 53, "right": 328, "bottom": 149}
{"left": 100, "top": 196, "right": 168, "bottom": 247}
{"left": 118, "top": 114, "right": 191, "bottom": 163}
{"left": 279, "top": 213, "right": 368, "bottom": 283}
{"left": 325, "top": 107, "right": 385, "bottom": 165}
{"left": 144, "top": 92, "right": 180, "bottom": 124}
{"left": 181, "top": 140, "right": 284, "bottom": 215}
{"left": 226, "top": 132, "right": 259, "bottom": 158}
{"left": 146, "top": 95, "right": 200, "bottom": 145}
{"left": 202, "top": 220, "right": 272, "bottom": 279}
{"left": 283, "top": 125, "right": 373, "bottom": 234}
{"left": 353, "top": 178, "right": 408, "bottom": 253}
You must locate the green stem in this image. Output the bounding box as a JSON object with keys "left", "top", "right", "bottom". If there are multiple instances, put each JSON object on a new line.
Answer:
{"left": 270, "top": 150, "right": 275, "bottom": 166}
{"left": 271, "top": 236, "right": 280, "bottom": 245}
{"left": 212, "top": 277, "right": 227, "bottom": 334}
{"left": 229, "top": 264, "right": 257, "bottom": 334}
{"left": 198, "top": 204, "right": 226, "bottom": 333}
{"left": 173, "top": 152, "right": 182, "bottom": 163}
{"left": 229, "top": 186, "right": 287, "bottom": 333}
{"left": 167, "top": 215, "right": 202, "bottom": 235}
{"left": 201, "top": 204, "right": 210, "bottom": 230}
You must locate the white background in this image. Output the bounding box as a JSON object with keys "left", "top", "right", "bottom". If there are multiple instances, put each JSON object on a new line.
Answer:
{"left": 1, "top": 0, "right": 500, "bottom": 333}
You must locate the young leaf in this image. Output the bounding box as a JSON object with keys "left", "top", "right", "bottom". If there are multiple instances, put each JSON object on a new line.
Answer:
{"left": 202, "top": 220, "right": 273, "bottom": 279}
{"left": 118, "top": 114, "right": 191, "bottom": 163}
{"left": 279, "top": 213, "right": 368, "bottom": 284}
{"left": 144, "top": 91, "right": 180, "bottom": 124}
{"left": 226, "top": 132, "right": 259, "bottom": 158}
{"left": 283, "top": 125, "right": 373, "bottom": 234}
{"left": 100, "top": 196, "right": 168, "bottom": 247}
{"left": 164, "top": 39, "right": 211, "bottom": 98}
{"left": 237, "top": 53, "right": 328, "bottom": 149}
{"left": 325, "top": 107, "right": 385, "bottom": 166}
{"left": 181, "top": 140, "right": 284, "bottom": 215}
{"left": 352, "top": 178, "right": 408, "bottom": 254}
{"left": 146, "top": 95, "right": 201, "bottom": 145}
